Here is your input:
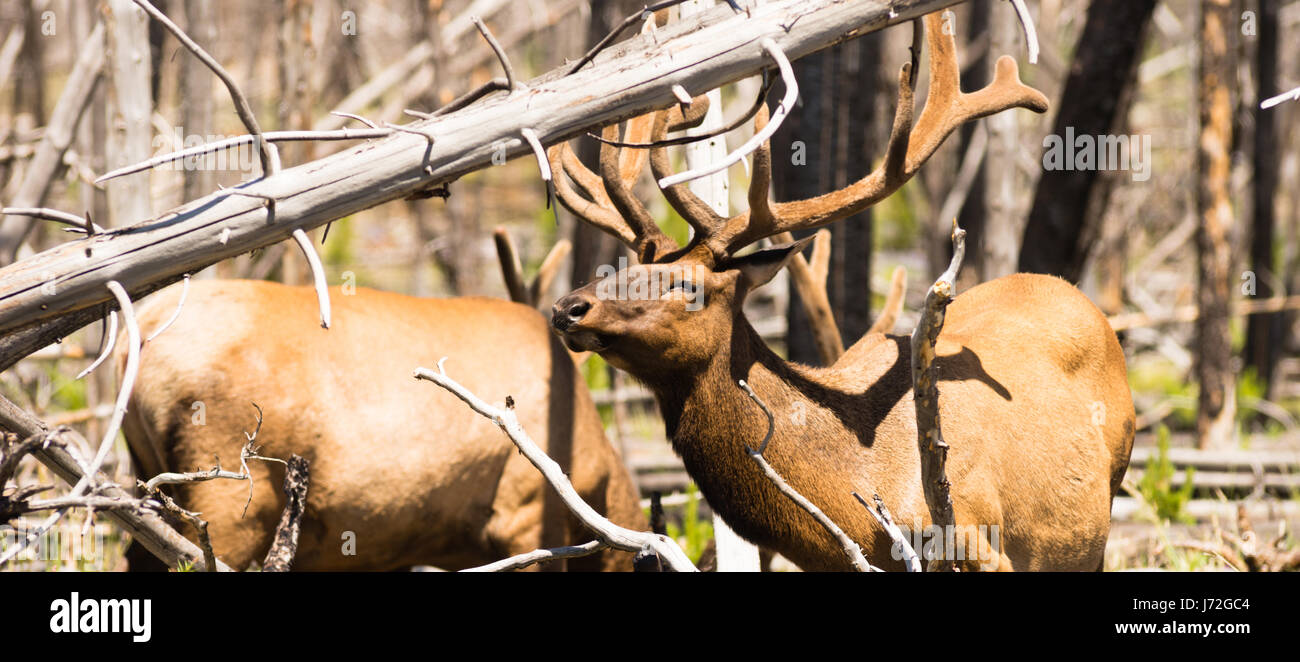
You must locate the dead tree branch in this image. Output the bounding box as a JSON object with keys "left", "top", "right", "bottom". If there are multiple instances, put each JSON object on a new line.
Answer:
{"left": 911, "top": 219, "right": 966, "bottom": 571}
{"left": 0, "top": 0, "right": 970, "bottom": 369}
{"left": 0, "top": 398, "right": 232, "bottom": 570}
{"left": 738, "top": 380, "right": 879, "bottom": 572}
{"left": 261, "top": 454, "right": 310, "bottom": 572}
{"left": 0, "top": 23, "right": 105, "bottom": 259}
{"left": 414, "top": 360, "right": 698, "bottom": 571}
{"left": 462, "top": 540, "right": 608, "bottom": 572}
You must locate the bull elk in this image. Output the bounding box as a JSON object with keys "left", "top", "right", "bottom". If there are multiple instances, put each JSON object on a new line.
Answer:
{"left": 117, "top": 278, "right": 645, "bottom": 571}
{"left": 547, "top": 12, "right": 1135, "bottom": 571}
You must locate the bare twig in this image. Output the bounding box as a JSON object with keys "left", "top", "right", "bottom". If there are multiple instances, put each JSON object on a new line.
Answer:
{"left": 2, "top": 207, "right": 105, "bottom": 234}
{"left": 737, "top": 380, "right": 879, "bottom": 572}
{"left": 472, "top": 16, "right": 518, "bottom": 91}
{"left": 911, "top": 219, "right": 966, "bottom": 571}
{"left": 853, "top": 491, "right": 921, "bottom": 572}
{"left": 567, "top": 0, "right": 692, "bottom": 75}
{"left": 145, "top": 274, "right": 189, "bottom": 342}
{"left": 132, "top": 0, "right": 280, "bottom": 176}
{"left": 292, "top": 229, "right": 331, "bottom": 329}
{"left": 0, "top": 397, "right": 234, "bottom": 570}
{"left": 659, "top": 39, "right": 795, "bottom": 189}
{"left": 76, "top": 311, "right": 117, "bottom": 379}
{"left": 1260, "top": 84, "right": 1300, "bottom": 109}
{"left": 95, "top": 129, "right": 392, "bottom": 184}
{"left": 1005, "top": 0, "right": 1039, "bottom": 64}
{"left": 587, "top": 71, "right": 774, "bottom": 149}
{"left": 414, "top": 360, "right": 697, "bottom": 571}
{"left": 462, "top": 540, "right": 608, "bottom": 572}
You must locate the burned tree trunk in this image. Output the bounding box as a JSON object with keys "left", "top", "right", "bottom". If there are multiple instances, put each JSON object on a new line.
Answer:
{"left": 1195, "top": 0, "right": 1237, "bottom": 449}
{"left": 771, "top": 32, "right": 880, "bottom": 365}
{"left": 1017, "top": 0, "right": 1157, "bottom": 281}
{"left": 1245, "top": 0, "right": 1281, "bottom": 397}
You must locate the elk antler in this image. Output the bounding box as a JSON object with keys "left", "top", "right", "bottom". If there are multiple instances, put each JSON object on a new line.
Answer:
{"left": 667, "top": 12, "right": 1049, "bottom": 262}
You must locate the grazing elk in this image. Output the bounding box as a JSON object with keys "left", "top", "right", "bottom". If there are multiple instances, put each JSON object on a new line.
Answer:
{"left": 547, "top": 13, "right": 1135, "bottom": 571}
{"left": 118, "top": 279, "right": 645, "bottom": 571}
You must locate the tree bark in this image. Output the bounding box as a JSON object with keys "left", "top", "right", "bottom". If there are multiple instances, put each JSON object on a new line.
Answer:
{"left": 771, "top": 33, "right": 880, "bottom": 364}
{"left": 1017, "top": 0, "right": 1157, "bottom": 281}
{"left": 1195, "top": 0, "right": 1237, "bottom": 449}
{"left": 1245, "top": 0, "right": 1280, "bottom": 397}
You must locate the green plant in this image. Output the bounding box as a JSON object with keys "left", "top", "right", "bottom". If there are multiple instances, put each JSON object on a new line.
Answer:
{"left": 665, "top": 483, "right": 714, "bottom": 564}
{"left": 174, "top": 559, "right": 194, "bottom": 573}
{"left": 1137, "top": 425, "right": 1196, "bottom": 524}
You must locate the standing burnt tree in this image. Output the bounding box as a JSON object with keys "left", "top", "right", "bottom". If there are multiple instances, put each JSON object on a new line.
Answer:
{"left": 770, "top": 31, "right": 882, "bottom": 365}
{"left": 1017, "top": 0, "right": 1157, "bottom": 282}
{"left": 1195, "top": 0, "right": 1237, "bottom": 449}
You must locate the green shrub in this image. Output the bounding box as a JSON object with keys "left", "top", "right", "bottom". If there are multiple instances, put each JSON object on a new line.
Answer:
{"left": 1137, "top": 425, "right": 1196, "bottom": 524}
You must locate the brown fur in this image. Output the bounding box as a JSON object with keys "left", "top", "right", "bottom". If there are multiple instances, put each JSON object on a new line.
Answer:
{"left": 554, "top": 259, "right": 1134, "bottom": 572}
{"left": 117, "top": 279, "right": 645, "bottom": 571}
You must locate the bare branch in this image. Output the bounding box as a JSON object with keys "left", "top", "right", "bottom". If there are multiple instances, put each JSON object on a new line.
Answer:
{"left": 737, "top": 380, "right": 879, "bottom": 572}
{"left": 414, "top": 361, "right": 697, "bottom": 571}
{"left": 95, "top": 129, "right": 392, "bottom": 184}
{"left": 853, "top": 491, "right": 921, "bottom": 572}
{"left": 76, "top": 311, "right": 117, "bottom": 380}
{"left": 1, "top": 207, "right": 104, "bottom": 233}
{"left": 292, "top": 229, "right": 331, "bottom": 329}
{"left": 911, "top": 219, "right": 966, "bottom": 571}
{"left": 1005, "top": 0, "right": 1039, "bottom": 64}
{"left": 145, "top": 274, "right": 189, "bottom": 342}
{"left": 472, "top": 16, "right": 518, "bottom": 91}
{"left": 131, "top": 0, "right": 280, "bottom": 176}
{"left": 462, "top": 540, "right": 608, "bottom": 572}
{"left": 261, "top": 454, "right": 310, "bottom": 572}
{"left": 659, "top": 38, "right": 796, "bottom": 189}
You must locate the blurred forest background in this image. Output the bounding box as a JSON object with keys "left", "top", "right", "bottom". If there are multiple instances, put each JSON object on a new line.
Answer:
{"left": 1, "top": 0, "right": 1299, "bottom": 570}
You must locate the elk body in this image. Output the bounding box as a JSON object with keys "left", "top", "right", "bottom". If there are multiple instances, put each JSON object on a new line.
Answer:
{"left": 547, "top": 13, "right": 1135, "bottom": 571}
{"left": 118, "top": 279, "right": 645, "bottom": 571}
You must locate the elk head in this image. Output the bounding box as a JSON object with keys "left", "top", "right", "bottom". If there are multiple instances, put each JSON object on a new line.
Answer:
{"left": 550, "top": 12, "right": 1048, "bottom": 383}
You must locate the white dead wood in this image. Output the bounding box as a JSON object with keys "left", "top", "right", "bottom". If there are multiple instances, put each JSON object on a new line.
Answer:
{"left": 0, "top": 24, "right": 105, "bottom": 260}
{"left": 96, "top": 129, "right": 394, "bottom": 184}
{"left": 0, "top": 0, "right": 972, "bottom": 364}
{"left": 0, "top": 398, "right": 234, "bottom": 571}
{"left": 1, "top": 207, "right": 104, "bottom": 234}
{"left": 145, "top": 274, "right": 189, "bottom": 342}
{"left": 75, "top": 311, "right": 117, "bottom": 380}
{"left": 292, "top": 229, "right": 332, "bottom": 329}
{"left": 657, "top": 38, "right": 796, "bottom": 189}
{"left": 1005, "top": 0, "right": 1039, "bottom": 64}
{"left": 131, "top": 0, "right": 279, "bottom": 176}
{"left": 462, "top": 540, "right": 609, "bottom": 572}
{"left": 911, "top": 219, "right": 966, "bottom": 571}
{"left": 1260, "top": 84, "right": 1300, "bottom": 109}
{"left": 853, "top": 491, "right": 922, "bottom": 572}
{"left": 737, "top": 380, "right": 880, "bottom": 572}
{"left": 414, "top": 360, "right": 698, "bottom": 571}
{"left": 0, "top": 281, "right": 140, "bottom": 565}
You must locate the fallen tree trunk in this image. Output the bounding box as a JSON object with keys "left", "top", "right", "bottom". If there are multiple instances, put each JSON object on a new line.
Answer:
{"left": 0, "top": 0, "right": 966, "bottom": 367}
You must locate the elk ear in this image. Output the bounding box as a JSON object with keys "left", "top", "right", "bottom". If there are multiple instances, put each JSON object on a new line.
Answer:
{"left": 725, "top": 235, "right": 816, "bottom": 290}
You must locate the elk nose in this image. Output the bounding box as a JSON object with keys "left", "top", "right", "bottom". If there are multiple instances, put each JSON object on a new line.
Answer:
{"left": 551, "top": 295, "right": 592, "bottom": 332}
